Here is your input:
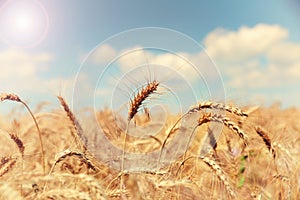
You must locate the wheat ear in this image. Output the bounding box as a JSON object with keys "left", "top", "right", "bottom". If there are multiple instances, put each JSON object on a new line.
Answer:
{"left": 122, "top": 80, "right": 159, "bottom": 170}
{"left": 57, "top": 96, "right": 87, "bottom": 151}
{"left": 255, "top": 127, "right": 276, "bottom": 158}
{"left": 128, "top": 80, "right": 159, "bottom": 121}
{"left": 9, "top": 132, "right": 25, "bottom": 156}
{"left": 49, "top": 149, "right": 97, "bottom": 174}
{"left": 177, "top": 155, "right": 236, "bottom": 198}
{"left": 188, "top": 101, "right": 248, "bottom": 117}
{"left": 0, "top": 93, "right": 45, "bottom": 174}
{"left": 201, "top": 156, "right": 236, "bottom": 198}
{"left": 0, "top": 129, "right": 25, "bottom": 156}
{"left": 9, "top": 133, "right": 25, "bottom": 157}
{"left": 198, "top": 113, "right": 248, "bottom": 146}
{"left": 0, "top": 156, "right": 17, "bottom": 177}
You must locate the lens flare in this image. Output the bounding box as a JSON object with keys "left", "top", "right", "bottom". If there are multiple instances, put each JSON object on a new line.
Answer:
{"left": 0, "top": 0, "right": 49, "bottom": 48}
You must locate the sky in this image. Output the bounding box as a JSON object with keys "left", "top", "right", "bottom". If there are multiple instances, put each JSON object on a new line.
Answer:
{"left": 1, "top": 0, "right": 300, "bottom": 115}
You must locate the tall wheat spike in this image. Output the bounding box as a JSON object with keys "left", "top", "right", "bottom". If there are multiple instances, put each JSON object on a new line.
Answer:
{"left": 122, "top": 80, "right": 159, "bottom": 169}
{"left": 117, "top": 80, "right": 160, "bottom": 192}
{"left": 57, "top": 96, "right": 87, "bottom": 151}
{"left": 128, "top": 80, "right": 159, "bottom": 121}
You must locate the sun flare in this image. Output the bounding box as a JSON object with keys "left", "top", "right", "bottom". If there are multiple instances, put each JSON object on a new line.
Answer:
{"left": 14, "top": 13, "right": 33, "bottom": 31}
{"left": 0, "top": 0, "right": 49, "bottom": 47}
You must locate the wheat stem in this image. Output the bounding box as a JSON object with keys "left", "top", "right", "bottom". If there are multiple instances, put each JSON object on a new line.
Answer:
{"left": 0, "top": 93, "right": 45, "bottom": 175}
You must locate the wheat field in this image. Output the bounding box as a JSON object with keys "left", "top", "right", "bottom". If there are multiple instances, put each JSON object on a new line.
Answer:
{"left": 0, "top": 92, "right": 299, "bottom": 200}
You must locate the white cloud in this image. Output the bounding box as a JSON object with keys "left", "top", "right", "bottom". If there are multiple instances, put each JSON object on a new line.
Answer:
{"left": 204, "top": 24, "right": 288, "bottom": 63}
{"left": 86, "top": 24, "right": 298, "bottom": 95}
{"left": 0, "top": 48, "right": 103, "bottom": 111}
{"left": 0, "top": 49, "right": 53, "bottom": 94}
{"left": 90, "top": 44, "right": 117, "bottom": 64}
{"left": 0, "top": 49, "right": 85, "bottom": 109}
{"left": 267, "top": 42, "right": 300, "bottom": 65}
{"left": 117, "top": 46, "right": 154, "bottom": 71}
{"left": 203, "top": 24, "right": 300, "bottom": 106}
{"left": 116, "top": 46, "right": 218, "bottom": 84}
{"left": 0, "top": 49, "right": 52, "bottom": 77}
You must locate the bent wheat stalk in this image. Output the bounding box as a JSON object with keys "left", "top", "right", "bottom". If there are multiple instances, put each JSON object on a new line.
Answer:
{"left": 188, "top": 101, "right": 248, "bottom": 117}
{"left": 159, "top": 101, "right": 248, "bottom": 162}
{"left": 49, "top": 149, "right": 97, "bottom": 175}
{"left": 0, "top": 93, "right": 45, "bottom": 174}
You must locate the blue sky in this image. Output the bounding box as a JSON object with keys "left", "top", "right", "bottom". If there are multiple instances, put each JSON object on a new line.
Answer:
{"left": 1, "top": 0, "right": 300, "bottom": 114}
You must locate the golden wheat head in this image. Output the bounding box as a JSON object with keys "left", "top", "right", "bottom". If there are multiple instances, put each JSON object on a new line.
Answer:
{"left": 128, "top": 80, "right": 159, "bottom": 121}
{"left": 255, "top": 126, "right": 276, "bottom": 158}
{"left": 0, "top": 156, "right": 17, "bottom": 177}
{"left": 189, "top": 101, "right": 248, "bottom": 117}
{"left": 198, "top": 113, "right": 248, "bottom": 146}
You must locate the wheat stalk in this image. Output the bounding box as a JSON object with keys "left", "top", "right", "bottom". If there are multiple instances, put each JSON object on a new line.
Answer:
{"left": 0, "top": 93, "right": 45, "bottom": 174}
{"left": 176, "top": 112, "right": 248, "bottom": 164}
{"left": 160, "top": 102, "right": 248, "bottom": 162}
{"left": 57, "top": 96, "right": 87, "bottom": 151}
{"left": 122, "top": 80, "right": 159, "bottom": 171}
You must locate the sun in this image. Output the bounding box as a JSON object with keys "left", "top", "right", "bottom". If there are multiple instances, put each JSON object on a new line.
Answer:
{"left": 0, "top": 0, "right": 49, "bottom": 48}
{"left": 14, "top": 13, "right": 33, "bottom": 31}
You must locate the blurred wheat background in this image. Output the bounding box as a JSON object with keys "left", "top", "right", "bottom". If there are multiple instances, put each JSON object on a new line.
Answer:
{"left": 0, "top": 93, "right": 299, "bottom": 199}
